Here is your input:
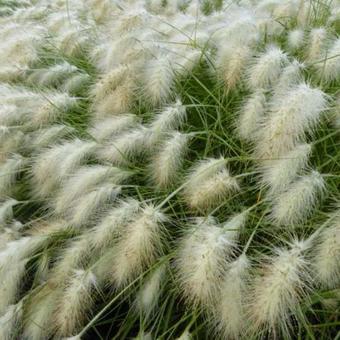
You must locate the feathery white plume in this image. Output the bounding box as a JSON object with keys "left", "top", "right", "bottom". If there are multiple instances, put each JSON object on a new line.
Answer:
{"left": 136, "top": 262, "right": 167, "bottom": 317}
{"left": 313, "top": 213, "right": 340, "bottom": 289}
{"left": 237, "top": 90, "right": 266, "bottom": 141}
{"left": 272, "top": 60, "right": 305, "bottom": 99}
{"left": 247, "top": 239, "right": 312, "bottom": 336}
{"left": 143, "top": 55, "right": 175, "bottom": 105}
{"left": 56, "top": 27, "right": 90, "bottom": 58}
{"left": 31, "top": 139, "right": 96, "bottom": 198}
{"left": 0, "top": 259, "right": 27, "bottom": 315}
{"left": 176, "top": 217, "right": 234, "bottom": 307}
{"left": 0, "top": 129, "right": 24, "bottom": 161}
{"left": 0, "top": 104, "right": 20, "bottom": 126}
{"left": 63, "top": 335, "right": 82, "bottom": 340}
{"left": 174, "top": 49, "right": 202, "bottom": 76}
{"left": 210, "top": 14, "right": 258, "bottom": 47}
{"left": 23, "top": 286, "right": 60, "bottom": 340}
{"left": 89, "top": 114, "right": 138, "bottom": 142}
{"left": 0, "top": 302, "right": 23, "bottom": 340}
{"left": 0, "top": 229, "right": 19, "bottom": 251}
{"left": 66, "top": 183, "right": 121, "bottom": 228}
{"left": 98, "top": 125, "right": 152, "bottom": 165}
{"left": 0, "top": 236, "right": 46, "bottom": 268}
{"left": 110, "top": 204, "right": 166, "bottom": 287}
{"left": 254, "top": 83, "right": 327, "bottom": 160}
{"left": 94, "top": 77, "right": 135, "bottom": 117}
{"left": 0, "top": 23, "right": 44, "bottom": 80}
{"left": 91, "top": 198, "right": 140, "bottom": 251}
{"left": 151, "top": 131, "right": 189, "bottom": 189}
{"left": 0, "top": 237, "right": 47, "bottom": 304}
{"left": 91, "top": 65, "right": 130, "bottom": 102}
{"left": 222, "top": 210, "right": 248, "bottom": 241}
{"left": 317, "top": 38, "right": 340, "bottom": 82}
{"left": 270, "top": 170, "right": 325, "bottom": 226}
{"left": 150, "top": 100, "right": 187, "bottom": 139}
{"left": 296, "top": 0, "right": 311, "bottom": 27}
{"left": 260, "top": 143, "right": 312, "bottom": 196}
{"left": 0, "top": 199, "right": 18, "bottom": 225}
{"left": 51, "top": 235, "right": 93, "bottom": 284}
{"left": 28, "top": 62, "right": 78, "bottom": 87}
{"left": 287, "top": 29, "right": 305, "bottom": 51}
{"left": 54, "top": 165, "right": 129, "bottom": 215}
{"left": 55, "top": 269, "right": 98, "bottom": 337}
{"left": 215, "top": 254, "right": 250, "bottom": 340}
{"left": 272, "top": 1, "right": 299, "bottom": 20}
{"left": 28, "top": 125, "right": 74, "bottom": 150}
{"left": 183, "top": 158, "right": 240, "bottom": 211}
{"left": 0, "top": 155, "right": 25, "bottom": 198}
{"left": 32, "top": 92, "right": 77, "bottom": 127}
{"left": 215, "top": 44, "right": 251, "bottom": 90}
{"left": 176, "top": 330, "right": 192, "bottom": 340}
{"left": 306, "top": 28, "right": 328, "bottom": 62}
{"left": 63, "top": 73, "right": 90, "bottom": 94}
{"left": 247, "top": 46, "right": 288, "bottom": 90}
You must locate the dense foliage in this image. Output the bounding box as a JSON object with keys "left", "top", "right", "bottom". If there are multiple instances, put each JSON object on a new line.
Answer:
{"left": 0, "top": 0, "right": 339, "bottom": 339}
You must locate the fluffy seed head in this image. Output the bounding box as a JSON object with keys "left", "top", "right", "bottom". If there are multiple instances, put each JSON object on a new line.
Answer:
{"left": 173, "top": 49, "right": 202, "bottom": 76}
{"left": 260, "top": 143, "right": 312, "bottom": 196}
{"left": 215, "top": 44, "right": 251, "bottom": 90}
{"left": 313, "top": 213, "right": 340, "bottom": 289}
{"left": 0, "top": 199, "right": 18, "bottom": 225}
{"left": 0, "top": 155, "right": 25, "bottom": 198}
{"left": 237, "top": 90, "right": 266, "bottom": 141}
{"left": 317, "top": 38, "right": 340, "bottom": 82}
{"left": 89, "top": 114, "right": 138, "bottom": 142}
{"left": 98, "top": 126, "right": 152, "bottom": 165}
{"left": 270, "top": 170, "right": 325, "bottom": 226}
{"left": 23, "top": 286, "right": 59, "bottom": 340}
{"left": 110, "top": 204, "right": 166, "bottom": 287}
{"left": 150, "top": 100, "right": 187, "bottom": 139}
{"left": 53, "top": 165, "right": 129, "bottom": 215}
{"left": 176, "top": 330, "right": 192, "bottom": 340}
{"left": 91, "top": 65, "right": 129, "bottom": 102}
{"left": 222, "top": 210, "right": 248, "bottom": 242}
{"left": 176, "top": 217, "right": 235, "bottom": 307}
{"left": 254, "top": 83, "right": 327, "bottom": 160}
{"left": 0, "top": 104, "right": 21, "bottom": 127}
{"left": 287, "top": 29, "right": 305, "bottom": 51}
{"left": 66, "top": 183, "right": 121, "bottom": 228}
{"left": 31, "top": 139, "right": 97, "bottom": 198}
{"left": 151, "top": 131, "right": 189, "bottom": 189}
{"left": 215, "top": 254, "right": 250, "bottom": 340}
{"left": 135, "top": 263, "right": 167, "bottom": 317}
{"left": 28, "top": 62, "right": 78, "bottom": 87}
{"left": 63, "top": 72, "right": 90, "bottom": 93}
{"left": 0, "top": 129, "right": 25, "bottom": 161}
{"left": 0, "top": 259, "right": 27, "bottom": 315}
{"left": 272, "top": 60, "right": 305, "bottom": 99}
{"left": 143, "top": 55, "right": 175, "bottom": 106}
{"left": 306, "top": 28, "right": 328, "bottom": 62}
{"left": 247, "top": 239, "right": 311, "bottom": 337}
{"left": 183, "top": 158, "right": 240, "bottom": 211}
{"left": 94, "top": 77, "right": 135, "bottom": 118}
{"left": 51, "top": 235, "right": 92, "bottom": 283}
{"left": 247, "top": 46, "right": 288, "bottom": 90}
{"left": 91, "top": 199, "right": 140, "bottom": 251}
{"left": 0, "top": 302, "right": 23, "bottom": 340}
{"left": 32, "top": 92, "right": 77, "bottom": 127}
{"left": 55, "top": 269, "right": 98, "bottom": 337}
{"left": 28, "top": 125, "right": 75, "bottom": 150}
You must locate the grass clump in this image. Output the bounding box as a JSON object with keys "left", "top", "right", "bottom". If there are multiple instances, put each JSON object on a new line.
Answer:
{"left": 0, "top": 0, "right": 339, "bottom": 339}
